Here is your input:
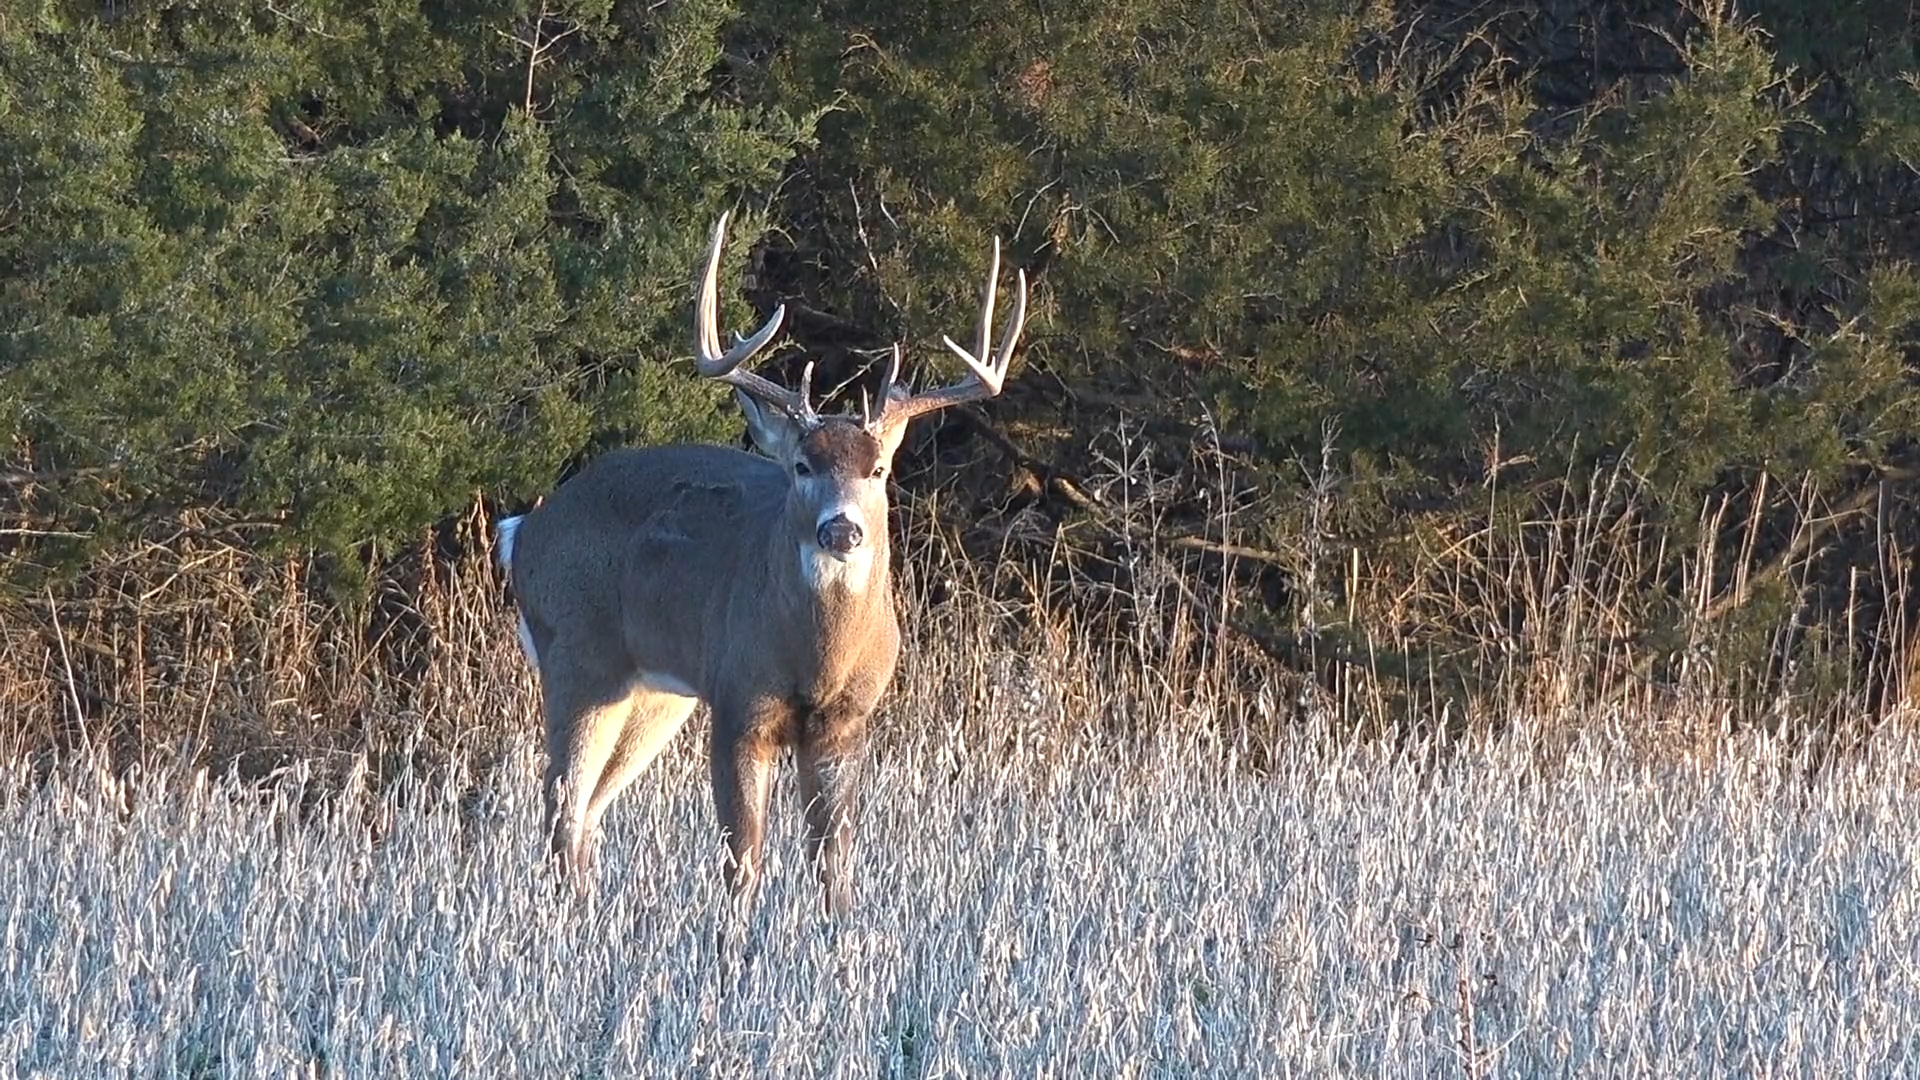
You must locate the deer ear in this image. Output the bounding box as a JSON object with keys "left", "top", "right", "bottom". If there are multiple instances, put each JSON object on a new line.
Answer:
{"left": 736, "top": 388, "right": 802, "bottom": 462}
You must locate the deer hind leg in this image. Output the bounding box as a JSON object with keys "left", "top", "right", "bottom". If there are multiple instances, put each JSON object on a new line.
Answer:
{"left": 709, "top": 699, "right": 790, "bottom": 906}
{"left": 797, "top": 714, "right": 870, "bottom": 918}
{"left": 540, "top": 654, "right": 637, "bottom": 890}
{"left": 580, "top": 688, "right": 698, "bottom": 852}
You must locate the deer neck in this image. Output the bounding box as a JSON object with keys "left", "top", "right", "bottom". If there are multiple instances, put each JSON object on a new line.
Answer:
{"left": 764, "top": 513, "right": 890, "bottom": 633}
{"left": 741, "top": 520, "right": 889, "bottom": 705}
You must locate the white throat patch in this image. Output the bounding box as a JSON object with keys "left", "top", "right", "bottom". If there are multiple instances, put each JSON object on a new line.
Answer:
{"left": 800, "top": 543, "right": 874, "bottom": 595}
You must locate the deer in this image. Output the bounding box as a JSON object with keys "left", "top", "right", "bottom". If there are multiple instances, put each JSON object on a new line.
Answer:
{"left": 494, "top": 213, "right": 1026, "bottom": 915}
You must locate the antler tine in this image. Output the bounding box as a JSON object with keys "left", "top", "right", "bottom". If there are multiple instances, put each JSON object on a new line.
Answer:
{"left": 692, "top": 211, "right": 814, "bottom": 421}
{"left": 941, "top": 261, "right": 1026, "bottom": 395}
{"left": 968, "top": 237, "right": 1001, "bottom": 378}
{"left": 797, "top": 361, "right": 816, "bottom": 412}
{"left": 865, "top": 345, "right": 904, "bottom": 427}
{"left": 867, "top": 239, "right": 1027, "bottom": 431}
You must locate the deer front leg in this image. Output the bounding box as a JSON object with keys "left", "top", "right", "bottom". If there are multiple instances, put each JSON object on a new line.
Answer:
{"left": 797, "top": 709, "right": 870, "bottom": 917}
{"left": 709, "top": 697, "right": 789, "bottom": 906}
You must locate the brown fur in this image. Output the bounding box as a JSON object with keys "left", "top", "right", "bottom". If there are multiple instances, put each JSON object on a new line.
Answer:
{"left": 799, "top": 422, "right": 882, "bottom": 479}
{"left": 503, "top": 214, "right": 1023, "bottom": 916}
{"left": 508, "top": 424, "right": 902, "bottom": 914}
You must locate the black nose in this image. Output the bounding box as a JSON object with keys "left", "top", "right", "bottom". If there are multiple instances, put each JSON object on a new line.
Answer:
{"left": 818, "top": 515, "right": 864, "bottom": 554}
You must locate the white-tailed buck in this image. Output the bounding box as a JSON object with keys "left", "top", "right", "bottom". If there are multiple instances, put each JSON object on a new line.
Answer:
{"left": 496, "top": 214, "right": 1026, "bottom": 914}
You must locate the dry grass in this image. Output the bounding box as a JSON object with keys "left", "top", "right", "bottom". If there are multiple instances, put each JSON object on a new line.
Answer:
{"left": 2, "top": 692, "right": 1916, "bottom": 1074}
{"left": 0, "top": 517, "right": 1917, "bottom": 1075}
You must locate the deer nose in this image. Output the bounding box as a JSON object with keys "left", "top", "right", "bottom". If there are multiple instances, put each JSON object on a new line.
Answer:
{"left": 817, "top": 514, "right": 864, "bottom": 554}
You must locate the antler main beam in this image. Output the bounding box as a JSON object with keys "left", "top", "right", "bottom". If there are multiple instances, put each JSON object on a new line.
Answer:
{"left": 693, "top": 212, "right": 814, "bottom": 423}
{"left": 869, "top": 236, "right": 1028, "bottom": 431}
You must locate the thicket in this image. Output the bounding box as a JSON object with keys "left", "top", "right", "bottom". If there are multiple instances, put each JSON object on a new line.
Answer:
{"left": 2, "top": 0, "right": 1917, "bottom": 755}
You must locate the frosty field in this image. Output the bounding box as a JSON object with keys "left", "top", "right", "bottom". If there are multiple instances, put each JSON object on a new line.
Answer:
{"left": 1, "top": 706, "right": 1914, "bottom": 1077}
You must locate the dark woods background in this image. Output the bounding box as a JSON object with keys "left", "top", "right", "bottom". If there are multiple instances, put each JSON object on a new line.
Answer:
{"left": 2, "top": 0, "right": 1917, "bottom": 757}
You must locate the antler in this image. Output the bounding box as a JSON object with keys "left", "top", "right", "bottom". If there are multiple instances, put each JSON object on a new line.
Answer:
{"left": 866, "top": 236, "right": 1028, "bottom": 432}
{"left": 693, "top": 212, "right": 815, "bottom": 422}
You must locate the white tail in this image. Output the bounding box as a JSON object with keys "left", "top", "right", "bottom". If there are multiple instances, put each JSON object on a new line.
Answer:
{"left": 501, "top": 213, "right": 1026, "bottom": 913}
{"left": 494, "top": 513, "right": 523, "bottom": 571}
{"left": 493, "top": 515, "right": 539, "bottom": 673}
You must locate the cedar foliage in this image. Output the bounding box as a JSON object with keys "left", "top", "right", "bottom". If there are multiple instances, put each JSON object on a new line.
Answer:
{"left": 2, "top": 0, "right": 1917, "bottom": 731}
{"left": 1, "top": 0, "right": 813, "bottom": 568}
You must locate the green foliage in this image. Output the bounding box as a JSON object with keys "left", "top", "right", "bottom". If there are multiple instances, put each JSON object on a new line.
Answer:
{"left": 711, "top": 0, "right": 1916, "bottom": 700}
{"left": 1, "top": 0, "right": 1916, "bottom": 698}
{"left": 740, "top": 0, "right": 1904, "bottom": 507}
{"left": 0, "top": 0, "right": 814, "bottom": 564}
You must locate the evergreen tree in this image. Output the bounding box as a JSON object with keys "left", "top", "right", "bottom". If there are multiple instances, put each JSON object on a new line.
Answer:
{"left": 0, "top": 1, "right": 815, "bottom": 565}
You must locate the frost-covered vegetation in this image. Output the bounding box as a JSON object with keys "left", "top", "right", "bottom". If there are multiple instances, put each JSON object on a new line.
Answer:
{"left": 3, "top": 707, "right": 1915, "bottom": 1076}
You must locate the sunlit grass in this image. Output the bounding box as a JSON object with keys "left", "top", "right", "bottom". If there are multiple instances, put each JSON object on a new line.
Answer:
{"left": 2, "top": 702, "right": 1916, "bottom": 1076}
{"left": 2, "top": 526, "right": 1916, "bottom": 1076}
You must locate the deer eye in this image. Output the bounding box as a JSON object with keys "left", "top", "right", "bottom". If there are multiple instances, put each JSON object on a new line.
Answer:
{"left": 794, "top": 462, "right": 812, "bottom": 478}
{"left": 870, "top": 466, "right": 886, "bottom": 480}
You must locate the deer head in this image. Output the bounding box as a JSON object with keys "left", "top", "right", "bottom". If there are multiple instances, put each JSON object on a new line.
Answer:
{"left": 692, "top": 212, "right": 1027, "bottom": 593}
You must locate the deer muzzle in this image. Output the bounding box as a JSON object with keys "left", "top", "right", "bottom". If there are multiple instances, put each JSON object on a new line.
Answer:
{"left": 817, "top": 513, "right": 865, "bottom": 555}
